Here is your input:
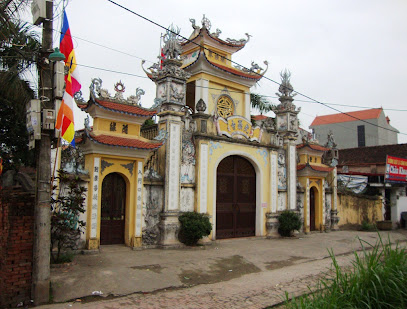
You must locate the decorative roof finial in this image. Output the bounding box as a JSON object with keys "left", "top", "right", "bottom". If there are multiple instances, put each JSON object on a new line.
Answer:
{"left": 162, "top": 24, "right": 182, "bottom": 60}
{"left": 276, "top": 69, "right": 296, "bottom": 98}
{"left": 201, "top": 14, "right": 211, "bottom": 30}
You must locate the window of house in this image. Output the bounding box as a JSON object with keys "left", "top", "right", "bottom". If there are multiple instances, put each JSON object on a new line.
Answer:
{"left": 217, "top": 96, "right": 234, "bottom": 118}
{"left": 357, "top": 125, "right": 365, "bottom": 147}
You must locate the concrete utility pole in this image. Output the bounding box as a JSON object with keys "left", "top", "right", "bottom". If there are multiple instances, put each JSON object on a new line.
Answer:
{"left": 32, "top": 0, "right": 53, "bottom": 304}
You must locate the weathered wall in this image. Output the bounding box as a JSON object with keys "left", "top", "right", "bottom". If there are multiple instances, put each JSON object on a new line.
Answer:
{"left": 0, "top": 188, "right": 35, "bottom": 308}
{"left": 337, "top": 192, "right": 382, "bottom": 227}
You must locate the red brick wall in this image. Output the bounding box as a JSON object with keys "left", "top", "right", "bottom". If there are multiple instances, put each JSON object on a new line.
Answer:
{"left": 0, "top": 188, "right": 35, "bottom": 308}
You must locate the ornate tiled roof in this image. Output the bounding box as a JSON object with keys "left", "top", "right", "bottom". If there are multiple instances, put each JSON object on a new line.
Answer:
{"left": 183, "top": 51, "right": 263, "bottom": 81}
{"left": 181, "top": 26, "right": 247, "bottom": 52}
{"left": 79, "top": 97, "right": 157, "bottom": 117}
{"left": 297, "top": 163, "right": 334, "bottom": 172}
{"left": 310, "top": 108, "right": 383, "bottom": 126}
{"left": 84, "top": 130, "right": 162, "bottom": 150}
{"left": 296, "top": 143, "right": 330, "bottom": 152}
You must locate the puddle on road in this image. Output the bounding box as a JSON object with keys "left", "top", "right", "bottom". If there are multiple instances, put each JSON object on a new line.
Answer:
{"left": 130, "top": 264, "right": 163, "bottom": 273}
{"left": 265, "top": 256, "right": 306, "bottom": 270}
{"left": 179, "top": 255, "right": 261, "bottom": 285}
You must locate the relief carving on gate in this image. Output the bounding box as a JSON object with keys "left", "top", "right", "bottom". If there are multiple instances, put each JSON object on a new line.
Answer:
{"left": 181, "top": 110, "right": 196, "bottom": 184}
{"left": 142, "top": 185, "right": 163, "bottom": 245}
{"left": 277, "top": 151, "right": 287, "bottom": 190}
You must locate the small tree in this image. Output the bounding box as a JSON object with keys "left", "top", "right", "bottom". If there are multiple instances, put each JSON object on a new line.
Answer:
{"left": 278, "top": 210, "right": 301, "bottom": 237}
{"left": 179, "top": 212, "right": 212, "bottom": 246}
{"left": 51, "top": 170, "right": 86, "bottom": 263}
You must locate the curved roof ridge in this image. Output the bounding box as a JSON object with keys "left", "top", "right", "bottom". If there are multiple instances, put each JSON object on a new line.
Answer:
{"left": 79, "top": 96, "right": 157, "bottom": 117}
{"left": 183, "top": 51, "right": 262, "bottom": 81}
{"left": 181, "top": 27, "right": 247, "bottom": 52}
{"left": 85, "top": 130, "right": 162, "bottom": 150}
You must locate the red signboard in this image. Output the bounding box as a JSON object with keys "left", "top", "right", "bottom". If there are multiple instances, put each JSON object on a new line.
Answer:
{"left": 385, "top": 155, "right": 407, "bottom": 183}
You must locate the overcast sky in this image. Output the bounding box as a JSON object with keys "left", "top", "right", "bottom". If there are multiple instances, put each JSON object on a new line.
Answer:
{"left": 33, "top": 0, "right": 407, "bottom": 143}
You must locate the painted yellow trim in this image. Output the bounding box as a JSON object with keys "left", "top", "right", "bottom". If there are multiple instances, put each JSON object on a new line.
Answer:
{"left": 93, "top": 118, "right": 141, "bottom": 137}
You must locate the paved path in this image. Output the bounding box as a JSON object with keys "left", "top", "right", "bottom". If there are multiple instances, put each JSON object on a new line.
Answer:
{"left": 39, "top": 231, "right": 407, "bottom": 309}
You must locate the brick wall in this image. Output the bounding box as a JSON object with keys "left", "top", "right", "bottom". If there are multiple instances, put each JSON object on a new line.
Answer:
{"left": 0, "top": 188, "right": 35, "bottom": 308}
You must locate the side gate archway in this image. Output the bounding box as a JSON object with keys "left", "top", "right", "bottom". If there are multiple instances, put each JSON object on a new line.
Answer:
{"left": 100, "top": 173, "right": 126, "bottom": 245}
{"left": 216, "top": 155, "right": 256, "bottom": 239}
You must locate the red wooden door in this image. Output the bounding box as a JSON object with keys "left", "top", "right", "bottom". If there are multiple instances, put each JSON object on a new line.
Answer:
{"left": 100, "top": 173, "right": 126, "bottom": 245}
{"left": 216, "top": 156, "right": 256, "bottom": 239}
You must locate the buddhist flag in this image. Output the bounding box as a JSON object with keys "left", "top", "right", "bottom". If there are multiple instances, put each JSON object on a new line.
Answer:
{"left": 56, "top": 10, "right": 81, "bottom": 145}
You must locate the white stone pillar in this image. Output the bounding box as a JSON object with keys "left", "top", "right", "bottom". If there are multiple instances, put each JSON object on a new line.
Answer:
{"left": 270, "top": 152, "right": 278, "bottom": 213}
{"left": 199, "top": 143, "right": 209, "bottom": 214}
{"left": 287, "top": 142, "right": 297, "bottom": 210}
{"left": 245, "top": 92, "right": 251, "bottom": 119}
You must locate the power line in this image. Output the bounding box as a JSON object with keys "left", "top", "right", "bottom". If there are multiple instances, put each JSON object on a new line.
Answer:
{"left": 27, "top": 21, "right": 157, "bottom": 64}
{"left": 105, "top": 0, "right": 407, "bottom": 136}
{"left": 75, "top": 63, "right": 149, "bottom": 79}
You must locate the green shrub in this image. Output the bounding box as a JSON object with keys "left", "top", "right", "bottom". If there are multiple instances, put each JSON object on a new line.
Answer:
{"left": 179, "top": 212, "right": 212, "bottom": 246}
{"left": 278, "top": 210, "right": 301, "bottom": 237}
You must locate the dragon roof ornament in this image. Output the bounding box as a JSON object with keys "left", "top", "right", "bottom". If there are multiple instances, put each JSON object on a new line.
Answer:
{"left": 89, "top": 78, "right": 145, "bottom": 106}
{"left": 187, "top": 15, "right": 250, "bottom": 47}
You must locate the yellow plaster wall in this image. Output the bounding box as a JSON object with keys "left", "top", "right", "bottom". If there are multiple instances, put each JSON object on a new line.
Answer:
{"left": 93, "top": 117, "right": 141, "bottom": 137}
{"left": 299, "top": 153, "right": 323, "bottom": 165}
{"left": 187, "top": 72, "right": 249, "bottom": 121}
{"left": 84, "top": 153, "right": 144, "bottom": 249}
{"left": 337, "top": 193, "right": 382, "bottom": 227}
{"left": 203, "top": 46, "right": 231, "bottom": 67}
{"left": 195, "top": 140, "right": 272, "bottom": 238}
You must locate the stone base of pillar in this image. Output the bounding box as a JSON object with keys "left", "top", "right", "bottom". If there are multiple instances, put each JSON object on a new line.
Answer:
{"left": 159, "top": 212, "right": 182, "bottom": 248}
{"left": 266, "top": 213, "right": 280, "bottom": 238}
{"left": 331, "top": 210, "right": 340, "bottom": 231}
{"left": 87, "top": 238, "right": 99, "bottom": 250}
{"left": 131, "top": 236, "right": 142, "bottom": 249}
{"left": 32, "top": 279, "right": 50, "bottom": 305}
{"left": 198, "top": 236, "right": 212, "bottom": 245}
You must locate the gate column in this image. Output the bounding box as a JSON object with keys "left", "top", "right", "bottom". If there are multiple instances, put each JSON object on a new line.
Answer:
{"left": 154, "top": 26, "right": 191, "bottom": 247}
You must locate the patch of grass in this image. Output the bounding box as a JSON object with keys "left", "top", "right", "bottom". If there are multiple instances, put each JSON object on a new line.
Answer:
{"left": 285, "top": 234, "right": 407, "bottom": 308}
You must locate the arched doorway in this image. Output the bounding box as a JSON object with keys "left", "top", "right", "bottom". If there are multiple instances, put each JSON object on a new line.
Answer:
{"left": 216, "top": 156, "right": 256, "bottom": 239}
{"left": 310, "top": 187, "right": 317, "bottom": 231}
{"left": 100, "top": 173, "right": 126, "bottom": 245}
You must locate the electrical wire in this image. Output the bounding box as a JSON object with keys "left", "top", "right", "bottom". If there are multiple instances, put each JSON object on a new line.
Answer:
{"left": 105, "top": 0, "right": 407, "bottom": 136}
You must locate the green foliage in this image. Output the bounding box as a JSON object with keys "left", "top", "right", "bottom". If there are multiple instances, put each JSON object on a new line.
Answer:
{"left": 250, "top": 93, "right": 274, "bottom": 115}
{"left": 178, "top": 212, "right": 212, "bottom": 246}
{"left": 0, "top": 1, "right": 40, "bottom": 171}
{"left": 278, "top": 210, "right": 301, "bottom": 237}
{"left": 285, "top": 235, "right": 407, "bottom": 308}
{"left": 51, "top": 170, "right": 86, "bottom": 263}
{"left": 141, "top": 118, "right": 156, "bottom": 128}
{"left": 361, "top": 220, "right": 376, "bottom": 231}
